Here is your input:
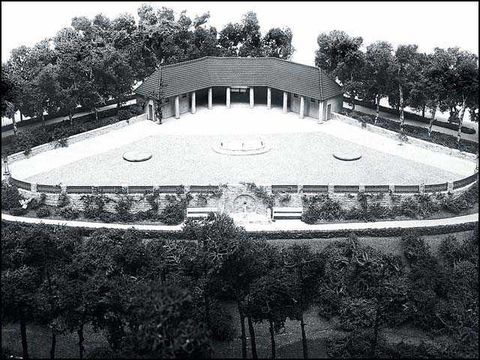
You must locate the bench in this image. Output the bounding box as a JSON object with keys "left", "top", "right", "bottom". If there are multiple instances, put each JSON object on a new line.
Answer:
{"left": 272, "top": 207, "right": 303, "bottom": 220}
{"left": 186, "top": 207, "right": 219, "bottom": 219}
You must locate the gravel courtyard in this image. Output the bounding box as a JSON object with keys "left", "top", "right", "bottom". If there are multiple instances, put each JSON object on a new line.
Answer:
{"left": 13, "top": 104, "right": 474, "bottom": 186}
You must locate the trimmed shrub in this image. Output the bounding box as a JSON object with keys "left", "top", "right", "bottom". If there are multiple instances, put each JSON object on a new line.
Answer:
{"left": 36, "top": 207, "right": 51, "bottom": 218}
{"left": 57, "top": 193, "right": 70, "bottom": 208}
{"left": 1, "top": 181, "right": 23, "bottom": 210}
{"left": 160, "top": 201, "right": 186, "bottom": 225}
{"left": 28, "top": 193, "right": 47, "bottom": 210}
{"left": 9, "top": 207, "right": 27, "bottom": 216}
{"left": 56, "top": 206, "right": 80, "bottom": 220}
{"left": 129, "top": 104, "right": 144, "bottom": 116}
{"left": 115, "top": 196, "right": 134, "bottom": 222}
{"left": 302, "top": 195, "right": 344, "bottom": 223}
{"left": 117, "top": 109, "right": 132, "bottom": 121}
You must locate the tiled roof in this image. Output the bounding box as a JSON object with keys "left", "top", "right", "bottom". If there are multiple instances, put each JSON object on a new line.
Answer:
{"left": 134, "top": 57, "right": 343, "bottom": 101}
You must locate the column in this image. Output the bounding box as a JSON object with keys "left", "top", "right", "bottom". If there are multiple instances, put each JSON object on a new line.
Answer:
{"left": 283, "top": 91, "right": 288, "bottom": 113}
{"left": 267, "top": 87, "right": 271, "bottom": 109}
{"left": 191, "top": 92, "right": 196, "bottom": 114}
{"left": 299, "top": 96, "right": 305, "bottom": 119}
{"left": 318, "top": 100, "right": 325, "bottom": 123}
{"left": 175, "top": 95, "right": 180, "bottom": 119}
{"left": 249, "top": 87, "right": 254, "bottom": 108}
{"left": 208, "top": 87, "right": 212, "bottom": 109}
{"left": 226, "top": 87, "right": 231, "bottom": 108}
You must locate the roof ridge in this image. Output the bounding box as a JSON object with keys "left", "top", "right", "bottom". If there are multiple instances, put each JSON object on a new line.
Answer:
{"left": 160, "top": 56, "right": 209, "bottom": 69}
{"left": 159, "top": 56, "right": 323, "bottom": 72}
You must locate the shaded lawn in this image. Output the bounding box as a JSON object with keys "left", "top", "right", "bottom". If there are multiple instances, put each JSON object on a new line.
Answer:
{"left": 268, "top": 230, "right": 476, "bottom": 257}
{"left": 1, "top": 304, "right": 335, "bottom": 359}
{"left": 1, "top": 300, "right": 451, "bottom": 359}
{"left": 1, "top": 322, "right": 108, "bottom": 359}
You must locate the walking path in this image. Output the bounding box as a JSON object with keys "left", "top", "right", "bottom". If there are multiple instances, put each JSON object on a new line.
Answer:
{"left": 1, "top": 212, "right": 477, "bottom": 233}
{"left": 1, "top": 99, "right": 137, "bottom": 139}
{"left": 344, "top": 103, "right": 479, "bottom": 143}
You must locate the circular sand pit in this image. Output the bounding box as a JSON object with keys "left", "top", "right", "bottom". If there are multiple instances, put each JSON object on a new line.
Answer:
{"left": 333, "top": 151, "right": 362, "bottom": 161}
{"left": 213, "top": 138, "right": 271, "bottom": 156}
{"left": 123, "top": 151, "right": 152, "bottom": 162}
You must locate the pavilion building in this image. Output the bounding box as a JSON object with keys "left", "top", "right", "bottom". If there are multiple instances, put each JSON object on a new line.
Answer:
{"left": 134, "top": 56, "right": 343, "bottom": 122}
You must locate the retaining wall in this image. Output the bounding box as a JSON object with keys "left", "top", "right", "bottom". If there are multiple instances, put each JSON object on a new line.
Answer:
{"left": 332, "top": 112, "right": 478, "bottom": 162}
{"left": 5, "top": 114, "right": 147, "bottom": 163}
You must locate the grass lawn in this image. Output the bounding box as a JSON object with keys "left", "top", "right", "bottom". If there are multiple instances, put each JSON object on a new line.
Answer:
{"left": 267, "top": 230, "right": 475, "bottom": 257}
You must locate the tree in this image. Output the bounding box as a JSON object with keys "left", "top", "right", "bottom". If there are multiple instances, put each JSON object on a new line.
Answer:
{"left": 247, "top": 269, "right": 296, "bottom": 359}
{"left": 282, "top": 244, "right": 324, "bottom": 359}
{"left": 363, "top": 41, "right": 394, "bottom": 123}
{"left": 315, "top": 30, "right": 364, "bottom": 110}
{"left": 36, "top": 64, "right": 62, "bottom": 127}
{"left": 219, "top": 237, "right": 279, "bottom": 359}
{"left": 219, "top": 11, "right": 278, "bottom": 58}
{"left": 389, "top": 45, "right": 420, "bottom": 131}
{"left": 1, "top": 224, "right": 75, "bottom": 360}
{"left": 182, "top": 214, "right": 242, "bottom": 350}
{"left": 113, "top": 281, "right": 212, "bottom": 358}
{"left": 1, "top": 67, "right": 18, "bottom": 134}
{"left": 429, "top": 48, "right": 478, "bottom": 144}
{"left": 262, "top": 27, "right": 294, "bottom": 59}
{"left": 54, "top": 28, "right": 85, "bottom": 124}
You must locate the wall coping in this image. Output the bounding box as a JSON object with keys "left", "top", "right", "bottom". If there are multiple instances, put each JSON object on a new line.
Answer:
{"left": 8, "top": 173, "right": 478, "bottom": 195}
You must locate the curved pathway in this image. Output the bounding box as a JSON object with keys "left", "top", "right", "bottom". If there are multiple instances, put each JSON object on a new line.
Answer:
{"left": 1, "top": 212, "right": 477, "bottom": 233}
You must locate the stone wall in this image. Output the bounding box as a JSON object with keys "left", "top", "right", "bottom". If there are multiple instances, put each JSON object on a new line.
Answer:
{"left": 6, "top": 114, "right": 147, "bottom": 164}
{"left": 15, "top": 181, "right": 476, "bottom": 219}
{"left": 333, "top": 112, "right": 478, "bottom": 162}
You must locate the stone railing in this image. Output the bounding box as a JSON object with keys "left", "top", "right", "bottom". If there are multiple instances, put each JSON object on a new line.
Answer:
{"left": 7, "top": 172, "right": 478, "bottom": 196}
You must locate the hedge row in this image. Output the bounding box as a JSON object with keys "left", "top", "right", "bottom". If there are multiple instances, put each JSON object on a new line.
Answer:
{"left": 2, "top": 219, "right": 476, "bottom": 240}
{"left": 246, "top": 221, "right": 478, "bottom": 239}
{"left": 345, "top": 97, "right": 476, "bottom": 134}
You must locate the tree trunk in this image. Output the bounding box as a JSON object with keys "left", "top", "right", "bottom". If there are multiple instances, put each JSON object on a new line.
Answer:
{"left": 269, "top": 319, "right": 276, "bottom": 359}
{"left": 94, "top": 107, "right": 99, "bottom": 121}
{"left": 374, "top": 94, "right": 380, "bottom": 124}
{"left": 457, "top": 98, "right": 467, "bottom": 146}
{"left": 237, "top": 301, "right": 247, "bottom": 359}
{"left": 20, "top": 111, "right": 23, "bottom": 123}
{"left": 422, "top": 105, "right": 426, "bottom": 119}
{"left": 204, "top": 292, "right": 211, "bottom": 329}
{"left": 42, "top": 113, "right": 45, "bottom": 128}
{"left": 20, "top": 316, "right": 29, "bottom": 360}
{"left": 161, "top": 268, "right": 166, "bottom": 284}
{"left": 50, "top": 330, "right": 56, "bottom": 360}
{"left": 69, "top": 112, "right": 73, "bottom": 125}
{"left": 399, "top": 84, "right": 405, "bottom": 132}
{"left": 78, "top": 323, "right": 85, "bottom": 360}
{"left": 12, "top": 116, "right": 18, "bottom": 135}
{"left": 247, "top": 315, "right": 258, "bottom": 359}
{"left": 370, "top": 301, "right": 381, "bottom": 357}
{"left": 428, "top": 108, "right": 436, "bottom": 137}
{"left": 300, "top": 315, "right": 308, "bottom": 359}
